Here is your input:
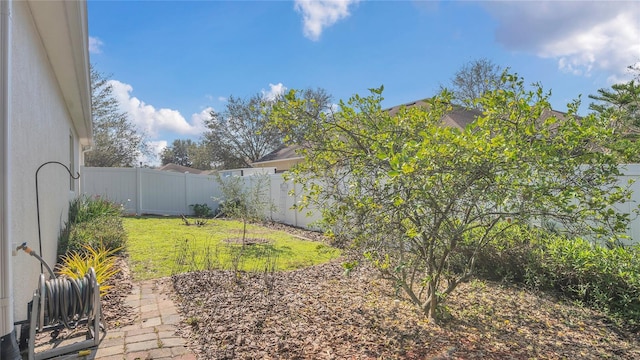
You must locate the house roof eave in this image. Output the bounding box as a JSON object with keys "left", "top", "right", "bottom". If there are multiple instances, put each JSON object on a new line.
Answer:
{"left": 27, "top": 0, "right": 93, "bottom": 144}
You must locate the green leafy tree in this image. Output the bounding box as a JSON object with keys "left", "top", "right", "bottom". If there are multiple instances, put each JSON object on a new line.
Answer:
{"left": 274, "top": 87, "right": 333, "bottom": 144}
{"left": 189, "top": 141, "right": 215, "bottom": 170}
{"left": 203, "top": 94, "right": 283, "bottom": 169}
{"left": 161, "top": 139, "right": 196, "bottom": 167}
{"left": 86, "top": 66, "right": 149, "bottom": 167}
{"left": 589, "top": 64, "right": 640, "bottom": 161}
{"left": 272, "top": 74, "right": 631, "bottom": 321}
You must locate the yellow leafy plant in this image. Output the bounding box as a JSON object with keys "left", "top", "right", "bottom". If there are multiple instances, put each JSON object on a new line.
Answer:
{"left": 56, "top": 244, "right": 122, "bottom": 296}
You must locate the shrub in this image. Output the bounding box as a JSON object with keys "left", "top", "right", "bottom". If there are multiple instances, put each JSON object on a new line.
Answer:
{"left": 469, "top": 224, "right": 545, "bottom": 283}
{"left": 64, "top": 215, "right": 127, "bottom": 254}
{"left": 472, "top": 228, "right": 640, "bottom": 324}
{"left": 69, "top": 195, "right": 122, "bottom": 224}
{"left": 59, "top": 196, "right": 126, "bottom": 255}
{"left": 190, "top": 203, "right": 213, "bottom": 218}
{"left": 525, "top": 237, "right": 640, "bottom": 323}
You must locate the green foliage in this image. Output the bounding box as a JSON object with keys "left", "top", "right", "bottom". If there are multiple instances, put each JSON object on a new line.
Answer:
{"left": 452, "top": 223, "right": 539, "bottom": 283}
{"left": 86, "top": 65, "right": 149, "bottom": 167}
{"left": 190, "top": 203, "right": 213, "bottom": 218}
{"left": 63, "top": 215, "right": 127, "bottom": 254}
{"left": 442, "top": 57, "right": 504, "bottom": 110}
{"left": 203, "top": 93, "right": 284, "bottom": 169}
{"left": 589, "top": 64, "right": 640, "bottom": 162}
{"left": 68, "top": 195, "right": 123, "bottom": 225}
{"left": 525, "top": 237, "right": 640, "bottom": 322}
{"left": 272, "top": 73, "right": 632, "bottom": 321}
{"left": 463, "top": 224, "right": 640, "bottom": 324}
{"left": 161, "top": 139, "right": 214, "bottom": 169}
{"left": 59, "top": 196, "right": 126, "bottom": 255}
{"left": 56, "top": 244, "right": 121, "bottom": 296}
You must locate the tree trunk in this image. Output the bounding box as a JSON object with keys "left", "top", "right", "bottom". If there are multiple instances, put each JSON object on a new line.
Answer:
{"left": 426, "top": 281, "right": 438, "bottom": 322}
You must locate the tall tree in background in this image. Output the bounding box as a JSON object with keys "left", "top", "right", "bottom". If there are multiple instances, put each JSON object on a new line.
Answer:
{"left": 203, "top": 93, "right": 283, "bottom": 169}
{"left": 161, "top": 139, "right": 196, "bottom": 167}
{"left": 160, "top": 139, "right": 213, "bottom": 170}
{"left": 189, "top": 141, "right": 215, "bottom": 170}
{"left": 443, "top": 58, "right": 503, "bottom": 109}
{"left": 86, "top": 66, "right": 148, "bottom": 167}
{"left": 589, "top": 64, "right": 640, "bottom": 161}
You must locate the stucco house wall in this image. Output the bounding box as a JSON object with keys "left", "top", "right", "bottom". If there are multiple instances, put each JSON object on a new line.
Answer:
{"left": 1, "top": 0, "right": 92, "bottom": 342}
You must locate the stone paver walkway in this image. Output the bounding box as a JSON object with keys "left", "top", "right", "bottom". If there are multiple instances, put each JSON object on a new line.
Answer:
{"left": 94, "top": 280, "right": 196, "bottom": 360}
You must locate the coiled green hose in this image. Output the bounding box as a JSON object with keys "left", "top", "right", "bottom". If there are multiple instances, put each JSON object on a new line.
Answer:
{"left": 40, "top": 269, "right": 97, "bottom": 329}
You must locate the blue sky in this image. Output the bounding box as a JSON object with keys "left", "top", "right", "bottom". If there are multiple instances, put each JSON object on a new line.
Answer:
{"left": 87, "top": 1, "right": 640, "bottom": 165}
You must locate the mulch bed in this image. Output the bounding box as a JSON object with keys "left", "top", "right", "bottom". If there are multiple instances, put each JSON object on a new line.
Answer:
{"left": 171, "top": 260, "right": 640, "bottom": 360}
{"left": 101, "top": 255, "right": 136, "bottom": 329}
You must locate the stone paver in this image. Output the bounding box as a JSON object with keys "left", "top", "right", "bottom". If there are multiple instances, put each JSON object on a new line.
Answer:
{"left": 91, "top": 280, "right": 197, "bottom": 359}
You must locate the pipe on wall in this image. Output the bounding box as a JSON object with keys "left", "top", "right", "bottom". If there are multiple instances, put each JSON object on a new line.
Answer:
{"left": 0, "top": 0, "right": 19, "bottom": 358}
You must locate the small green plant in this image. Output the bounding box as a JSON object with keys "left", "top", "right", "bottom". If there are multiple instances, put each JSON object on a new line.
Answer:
{"left": 190, "top": 203, "right": 213, "bottom": 218}
{"left": 186, "top": 317, "right": 199, "bottom": 327}
{"left": 56, "top": 244, "right": 121, "bottom": 296}
{"left": 215, "top": 174, "right": 275, "bottom": 246}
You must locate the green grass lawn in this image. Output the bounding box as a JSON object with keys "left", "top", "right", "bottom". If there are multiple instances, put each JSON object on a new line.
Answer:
{"left": 123, "top": 216, "right": 341, "bottom": 280}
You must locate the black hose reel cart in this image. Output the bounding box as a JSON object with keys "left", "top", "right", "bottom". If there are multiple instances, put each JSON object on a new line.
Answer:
{"left": 12, "top": 161, "right": 104, "bottom": 359}
{"left": 17, "top": 243, "right": 101, "bottom": 360}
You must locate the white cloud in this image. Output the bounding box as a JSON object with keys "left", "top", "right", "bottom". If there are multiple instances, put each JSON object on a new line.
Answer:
{"left": 485, "top": 1, "right": 640, "bottom": 80}
{"left": 88, "top": 36, "right": 104, "bottom": 54}
{"left": 191, "top": 107, "right": 214, "bottom": 131}
{"left": 108, "top": 80, "right": 210, "bottom": 138}
{"left": 294, "top": 0, "right": 360, "bottom": 41}
{"left": 261, "top": 83, "right": 287, "bottom": 101}
{"left": 218, "top": 96, "right": 228, "bottom": 102}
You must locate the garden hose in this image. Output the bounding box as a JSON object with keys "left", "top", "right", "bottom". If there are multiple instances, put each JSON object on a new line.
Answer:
{"left": 40, "top": 269, "right": 97, "bottom": 329}
{"left": 16, "top": 243, "right": 55, "bottom": 279}
{"left": 17, "top": 243, "right": 98, "bottom": 330}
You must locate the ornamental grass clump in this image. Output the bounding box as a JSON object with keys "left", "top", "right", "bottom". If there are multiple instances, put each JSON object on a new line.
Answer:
{"left": 56, "top": 244, "right": 121, "bottom": 296}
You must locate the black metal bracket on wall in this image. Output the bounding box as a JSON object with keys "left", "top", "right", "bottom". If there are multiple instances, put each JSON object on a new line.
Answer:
{"left": 34, "top": 161, "right": 79, "bottom": 274}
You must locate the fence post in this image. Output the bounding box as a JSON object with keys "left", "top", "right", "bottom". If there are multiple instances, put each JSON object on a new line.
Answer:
{"left": 184, "top": 173, "right": 189, "bottom": 215}
{"left": 136, "top": 167, "right": 142, "bottom": 215}
{"left": 293, "top": 180, "right": 298, "bottom": 227}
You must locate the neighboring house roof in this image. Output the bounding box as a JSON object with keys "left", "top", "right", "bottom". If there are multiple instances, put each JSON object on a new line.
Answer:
{"left": 386, "top": 99, "right": 483, "bottom": 130}
{"left": 252, "top": 145, "right": 304, "bottom": 165}
{"left": 157, "top": 163, "right": 207, "bottom": 174}
{"left": 387, "top": 99, "right": 570, "bottom": 130}
{"left": 28, "top": 0, "right": 92, "bottom": 146}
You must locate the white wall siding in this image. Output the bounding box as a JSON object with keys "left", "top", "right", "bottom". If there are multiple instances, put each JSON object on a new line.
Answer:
{"left": 10, "top": 1, "right": 83, "bottom": 322}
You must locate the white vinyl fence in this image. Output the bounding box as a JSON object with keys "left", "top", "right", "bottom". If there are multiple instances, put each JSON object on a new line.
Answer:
{"left": 80, "top": 167, "right": 322, "bottom": 229}
{"left": 616, "top": 164, "right": 640, "bottom": 243}
{"left": 81, "top": 165, "right": 640, "bottom": 241}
